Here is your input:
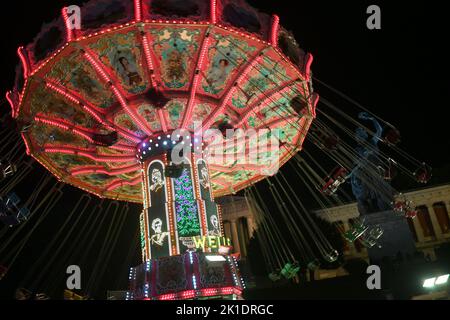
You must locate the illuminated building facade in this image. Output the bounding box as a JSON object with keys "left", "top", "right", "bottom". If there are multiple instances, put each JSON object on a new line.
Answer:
{"left": 314, "top": 184, "right": 450, "bottom": 281}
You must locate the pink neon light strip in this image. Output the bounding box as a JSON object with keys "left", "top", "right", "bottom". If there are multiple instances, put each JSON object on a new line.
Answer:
{"left": 304, "top": 53, "right": 314, "bottom": 81}
{"left": 5, "top": 91, "right": 16, "bottom": 118}
{"left": 83, "top": 51, "right": 153, "bottom": 136}
{"left": 142, "top": 33, "right": 169, "bottom": 132}
{"left": 270, "top": 15, "right": 280, "bottom": 47}
{"left": 310, "top": 93, "right": 319, "bottom": 118}
{"left": 142, "top": 35, "right": 156, "bottom": 85}
{"left": 35, "top": 115, "right": 96, "bottom": 143}
{"left": 44, "top": 147, "right": 136, "bottom": 163}
{"left": 20, "top": 133, "right": 32, "bottom": 155}
{"left": 210, "top": 0, "right": 218, "bottom": 24}
{"left": 110, "top": 144, "right": 137, "bottom": 153}
{"left": 182, "top": 35, "right": 211, "bottom": 129}
{"left": 83, "top": 52, "right": 111, "bottom": 83}
{"left": 17, "top": 47, "right": 30, "bottom": 79}
{"left": 72, "top": 164, "right": 140, "bottom": 176}
{"left": 45, "top": 82, "right": 142, "bottom": 143}
{"left": 34, "top": 115, "right": 133, "bottom": 147}
{"left": 134, "top": 0, "right": 142, "bottom": 22}
{"left": 61, "top": 7, "right": 74, "bottom": 42}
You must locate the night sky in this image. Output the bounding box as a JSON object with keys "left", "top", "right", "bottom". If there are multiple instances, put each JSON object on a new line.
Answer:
{"left": 1, "top": 0, "right": 449, "bottom": 299}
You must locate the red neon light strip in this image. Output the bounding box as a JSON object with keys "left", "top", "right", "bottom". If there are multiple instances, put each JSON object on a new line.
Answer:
{"left": 157, "top": 109, "right": 169, "bottom": 133}
{"left": 17, "top": 47, "right": 30, "bottom": 79}
{"left": 310, "top": 93, "right": 319, "bottom": 118}
{"left": 106, "top": 176, "right": 141, "bottom": 192}
{"left": 270, "top": 15, "right": 280, "bottom": 47}
{"left": 83, "top": 51, "right": 153, "bottom": 136}
{"left": 45, "top": 81, "right": 142, "bottom": 143}
{"left": 210, "top": 0, "right": 218, "bottom": 24}
{"left": 83, "top": 52, "right": 111, "bottom": 83}
{"left": 61, "top": 7, "right": 74, "bottom": 42}
{"left": 142, "top": 35, "right": 156, "bottom": 86}
{"left": 35, "top": 115, "right": 139, "bottom": 148}
{"left": 72, "top": 164, "right": 140, "bottom": 176}
{"left": 200, "top": 54, "right": 263, "bottom": 133}
{"left": 110, "top": 144, "right": 137, "bottom": 153}
{"left": 20, "top": 133, "right": 32, "bottom": 156}
{"left": 44, "top": 147, "right": 136, "bottom": 163}
{"left": 134, "top": 0, "right": 142, "bottom": 22}
{"left": 5, "top": 91, "right": 16, "bottom": 118}
{"left": 182, "top": 35, "right": 211, "bottom": 129}
{"left": 141, "top": 33, "right": 169, "bottom": 132}
{"left": 304, "top": 53, "right": 314, "bottom": 81}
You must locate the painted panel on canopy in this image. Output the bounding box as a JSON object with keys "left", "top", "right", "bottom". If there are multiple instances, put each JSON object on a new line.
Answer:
{"left": 86, "top": 30, "right": 148, "bottom": 95}
{"left": 78, "top": 173, "right": 117, "bottom": 188}
{"left": 187, "top": 103, "right": 213, "bottom": 130}
{"left": 44, "top": 153, "right": 97, "bottom": 172}
{"left": 106, "top": 162, "right": 137, "bottom": 170}
{"left": 136, "top": 104, "right": 162, "bottom": 132}
{"left": 117, "top": 171, "right": 142, "bottom": 181}
{"left": 231, "top": 55, "right": 291, "bottom": 111}
{"left": 29, "top": 84, "right": 94, "bottom": 127}
{"left": 113, "top": 111, "right": 146, "bottom": 137}
{"left": 166, "top": 99, "right": 186, "bottom": 129}
{"left": 148, "top": 25, "right": 206, "bottom": 90}
{"left": 217, "top": 170, "right": 257, "bottom": 191}
{"left": 201, "top": 28, "right": 259, "bottom": 98}
{"left": 45, "top": 51, "right": 116, "bottom": 109}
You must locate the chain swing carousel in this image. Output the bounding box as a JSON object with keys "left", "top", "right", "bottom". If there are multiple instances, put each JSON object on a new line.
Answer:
{"left": 2, "top": 0, "right": 431, "bottom": 300}
{"left": 4, "top": 0, "right": 318, "bottom": 300}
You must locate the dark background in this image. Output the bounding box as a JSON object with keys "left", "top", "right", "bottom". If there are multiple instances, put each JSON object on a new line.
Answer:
{"left": 1, "top": 0, "right": 449, "bottom": 299}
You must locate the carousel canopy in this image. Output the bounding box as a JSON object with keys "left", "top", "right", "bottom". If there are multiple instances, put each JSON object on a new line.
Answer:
{"left": 7, "top": 0, "right": 317, "bottom": 203}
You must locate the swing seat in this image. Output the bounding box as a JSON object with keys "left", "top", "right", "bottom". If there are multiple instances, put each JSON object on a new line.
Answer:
{"left": 360, "top": 237, "right": 378, "bottom": 249}
{"left": 269, "top": 272, "right": 281, "bottom": 282}
{"left": 393, "top": 200, "right": 408, "bottom": 212}
{"left": 0, "top": 161, "right": 17, "bottom": 179}
{"left": 405, "top": 210, "right": 418, "bottom": 219}
{"left": 324, "top": 250, "right": 339, "bottom": 263}
{"left": 380, "top": 158, "right": 398, "bottom": 181}
{"left": 18, "top": 207, "right": 31, "bottom": 221}
{"left": 344, "top": 223, "right": 369, "bottom": 242}
{"left": 321, "top": 167, "right": 348, "bottom": 196}
{"left": 0, "top": 194, "right": 29, "bottom": 227}
{"left": 368, "top": 226, "right": 384, "bottom": 240}
{"left": 281, "top": 263, "right": 300, "bottom": 279}
{"left": 414, "top": 164, "right": 432, "bottom": 184}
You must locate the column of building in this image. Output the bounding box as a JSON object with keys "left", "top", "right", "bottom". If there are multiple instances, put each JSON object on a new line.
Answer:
{"left": 230, "top": 219, "right": 241, "bottom": 254}
{"left": 425, "top": 201, "right": 444, "bottom": 240}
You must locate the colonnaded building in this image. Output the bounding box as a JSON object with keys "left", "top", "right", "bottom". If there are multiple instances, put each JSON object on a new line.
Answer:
{"left": 219, "top": 185, "right": 450, "bottom": 285}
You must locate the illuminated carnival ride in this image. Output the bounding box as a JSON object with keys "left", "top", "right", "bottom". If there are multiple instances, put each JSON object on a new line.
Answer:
{"left": 1, "top": 0, "right": 432, "bottom": 300}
